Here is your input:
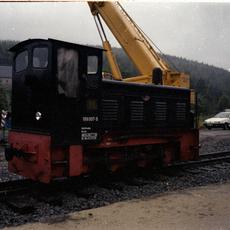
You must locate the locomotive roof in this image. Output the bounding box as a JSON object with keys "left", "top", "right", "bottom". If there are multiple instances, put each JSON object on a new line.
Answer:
{"left": 9, "top": 38, "right": 104, "bottom": 52}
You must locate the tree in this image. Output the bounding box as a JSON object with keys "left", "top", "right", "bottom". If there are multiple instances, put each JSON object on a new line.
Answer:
{"left": 217, "top": 95, "right": 230, "bottom": 111}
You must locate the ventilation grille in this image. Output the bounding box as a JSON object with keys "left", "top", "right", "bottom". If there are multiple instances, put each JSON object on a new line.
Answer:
{"left": 130, "top": 101, "right": 144, "bottom": 121}
{"left": 154, "top": 101, "right": 167, "bottom": 121}
{"left": 176, "top": 102, "right": 186, "bottom": 121}
{"left": 102, "top": 99, "right": 119, "bottom": 121}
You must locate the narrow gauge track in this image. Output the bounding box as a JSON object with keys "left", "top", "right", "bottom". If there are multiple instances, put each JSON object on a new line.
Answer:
{"left": 172, "top": 150, "right": 230, "bottom": 167}
{"left": 0, "top": 150, "right": 230, "bottom": 197}
{"left": 0, "top": 179, "right": 35, "bottom": 196}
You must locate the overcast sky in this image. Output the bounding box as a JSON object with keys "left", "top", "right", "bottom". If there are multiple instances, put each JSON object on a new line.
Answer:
{"left": 0, "top": 2, "right": 230, "bottom": 70}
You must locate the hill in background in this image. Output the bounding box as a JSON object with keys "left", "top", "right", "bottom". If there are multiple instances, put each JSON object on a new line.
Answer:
{"left": 1, "top": 40, "right": 230, "bottom": 116}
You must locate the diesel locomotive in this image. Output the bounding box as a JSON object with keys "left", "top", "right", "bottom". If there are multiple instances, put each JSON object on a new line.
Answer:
{"left": 5, "top": 39, "right": 199, "bottom": 183}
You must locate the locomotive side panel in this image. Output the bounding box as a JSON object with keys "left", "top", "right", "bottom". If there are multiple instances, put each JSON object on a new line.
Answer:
{"left": 100, "top": 80, "right": 191, "bottom": 131}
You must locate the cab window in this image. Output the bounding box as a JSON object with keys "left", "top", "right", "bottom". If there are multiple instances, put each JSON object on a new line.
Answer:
{"left": 87, "top": 56, "right": 98, "bottom": 74}
{"left": 33, "top": 47, "right": 48, "bottom": 68}
{"left": 57, "top": 47, "right": 79, "bottom": 98}
{"left": 15, "top": 50, "right": 28, "bottom": 72}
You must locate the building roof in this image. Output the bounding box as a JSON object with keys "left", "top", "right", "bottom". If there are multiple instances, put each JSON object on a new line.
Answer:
{"left": 0, "top": 65, "right": 12, "bottom": 78}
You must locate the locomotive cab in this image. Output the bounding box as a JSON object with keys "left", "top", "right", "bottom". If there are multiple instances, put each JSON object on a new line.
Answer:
{"left": 10, "top": 39, "right": 103, "bottom": 145}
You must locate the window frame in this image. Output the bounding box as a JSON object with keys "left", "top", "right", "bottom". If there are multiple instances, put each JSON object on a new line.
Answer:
{"left": 32, "top": 46, "right": 49, "bottom": 69}
{"left": 87, "top": 55, "right": 99, "bottom": 75}
{"left": 15, "top": 49, "right": 29, "bottom": 73}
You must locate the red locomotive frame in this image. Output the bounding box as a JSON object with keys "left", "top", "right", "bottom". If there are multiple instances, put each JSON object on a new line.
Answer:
{"left": 8, "top": 129, "right": 198, "bottom": 183}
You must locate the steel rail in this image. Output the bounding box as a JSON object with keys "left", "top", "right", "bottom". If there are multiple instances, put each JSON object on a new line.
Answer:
{"left": 0, "top": 150, "right": 230, "bottom": 196}
{"left": 0, "top": 179, "right": 34, "bottom": 197}
{"left": 172, "top": 150, "right": 230, "bottom": 168}
{"left": 200, "top": 150, "right": 230, "bottom": 159}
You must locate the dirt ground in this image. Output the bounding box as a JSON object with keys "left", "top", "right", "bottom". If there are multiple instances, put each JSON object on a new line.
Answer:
{"left": 5, "top": 182, "right": 230, "bottom": 230}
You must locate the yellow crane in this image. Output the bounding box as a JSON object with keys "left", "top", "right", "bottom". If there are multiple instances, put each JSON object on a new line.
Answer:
{"left": 88, "top": 2, "right": 190, "bottom": 89}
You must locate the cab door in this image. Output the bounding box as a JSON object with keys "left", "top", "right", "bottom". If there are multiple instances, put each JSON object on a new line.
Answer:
{"left": 80, "top": 53, "right": 102, "bottom": 144}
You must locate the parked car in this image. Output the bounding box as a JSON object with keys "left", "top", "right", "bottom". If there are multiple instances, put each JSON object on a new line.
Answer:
{"left": 203, "top": 112, "right": 230, "bottom": 130}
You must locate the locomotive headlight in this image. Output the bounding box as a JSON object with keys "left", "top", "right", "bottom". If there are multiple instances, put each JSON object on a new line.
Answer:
{"left": 35, "top": 112, "right": 42, "bottom": 121}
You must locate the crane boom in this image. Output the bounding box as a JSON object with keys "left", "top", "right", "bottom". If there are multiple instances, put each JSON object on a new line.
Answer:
{"left": 88, "top": 2, "right": 190, "bottom": 88}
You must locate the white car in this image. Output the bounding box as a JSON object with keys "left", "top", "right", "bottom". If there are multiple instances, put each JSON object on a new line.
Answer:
{"left": 204, "top": 112, "right": 230, "bottom": 130}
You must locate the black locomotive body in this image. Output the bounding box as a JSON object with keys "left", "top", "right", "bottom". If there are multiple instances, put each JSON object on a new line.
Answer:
{"left": 6, "top": 39, "right": 199, "bottom": 183}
